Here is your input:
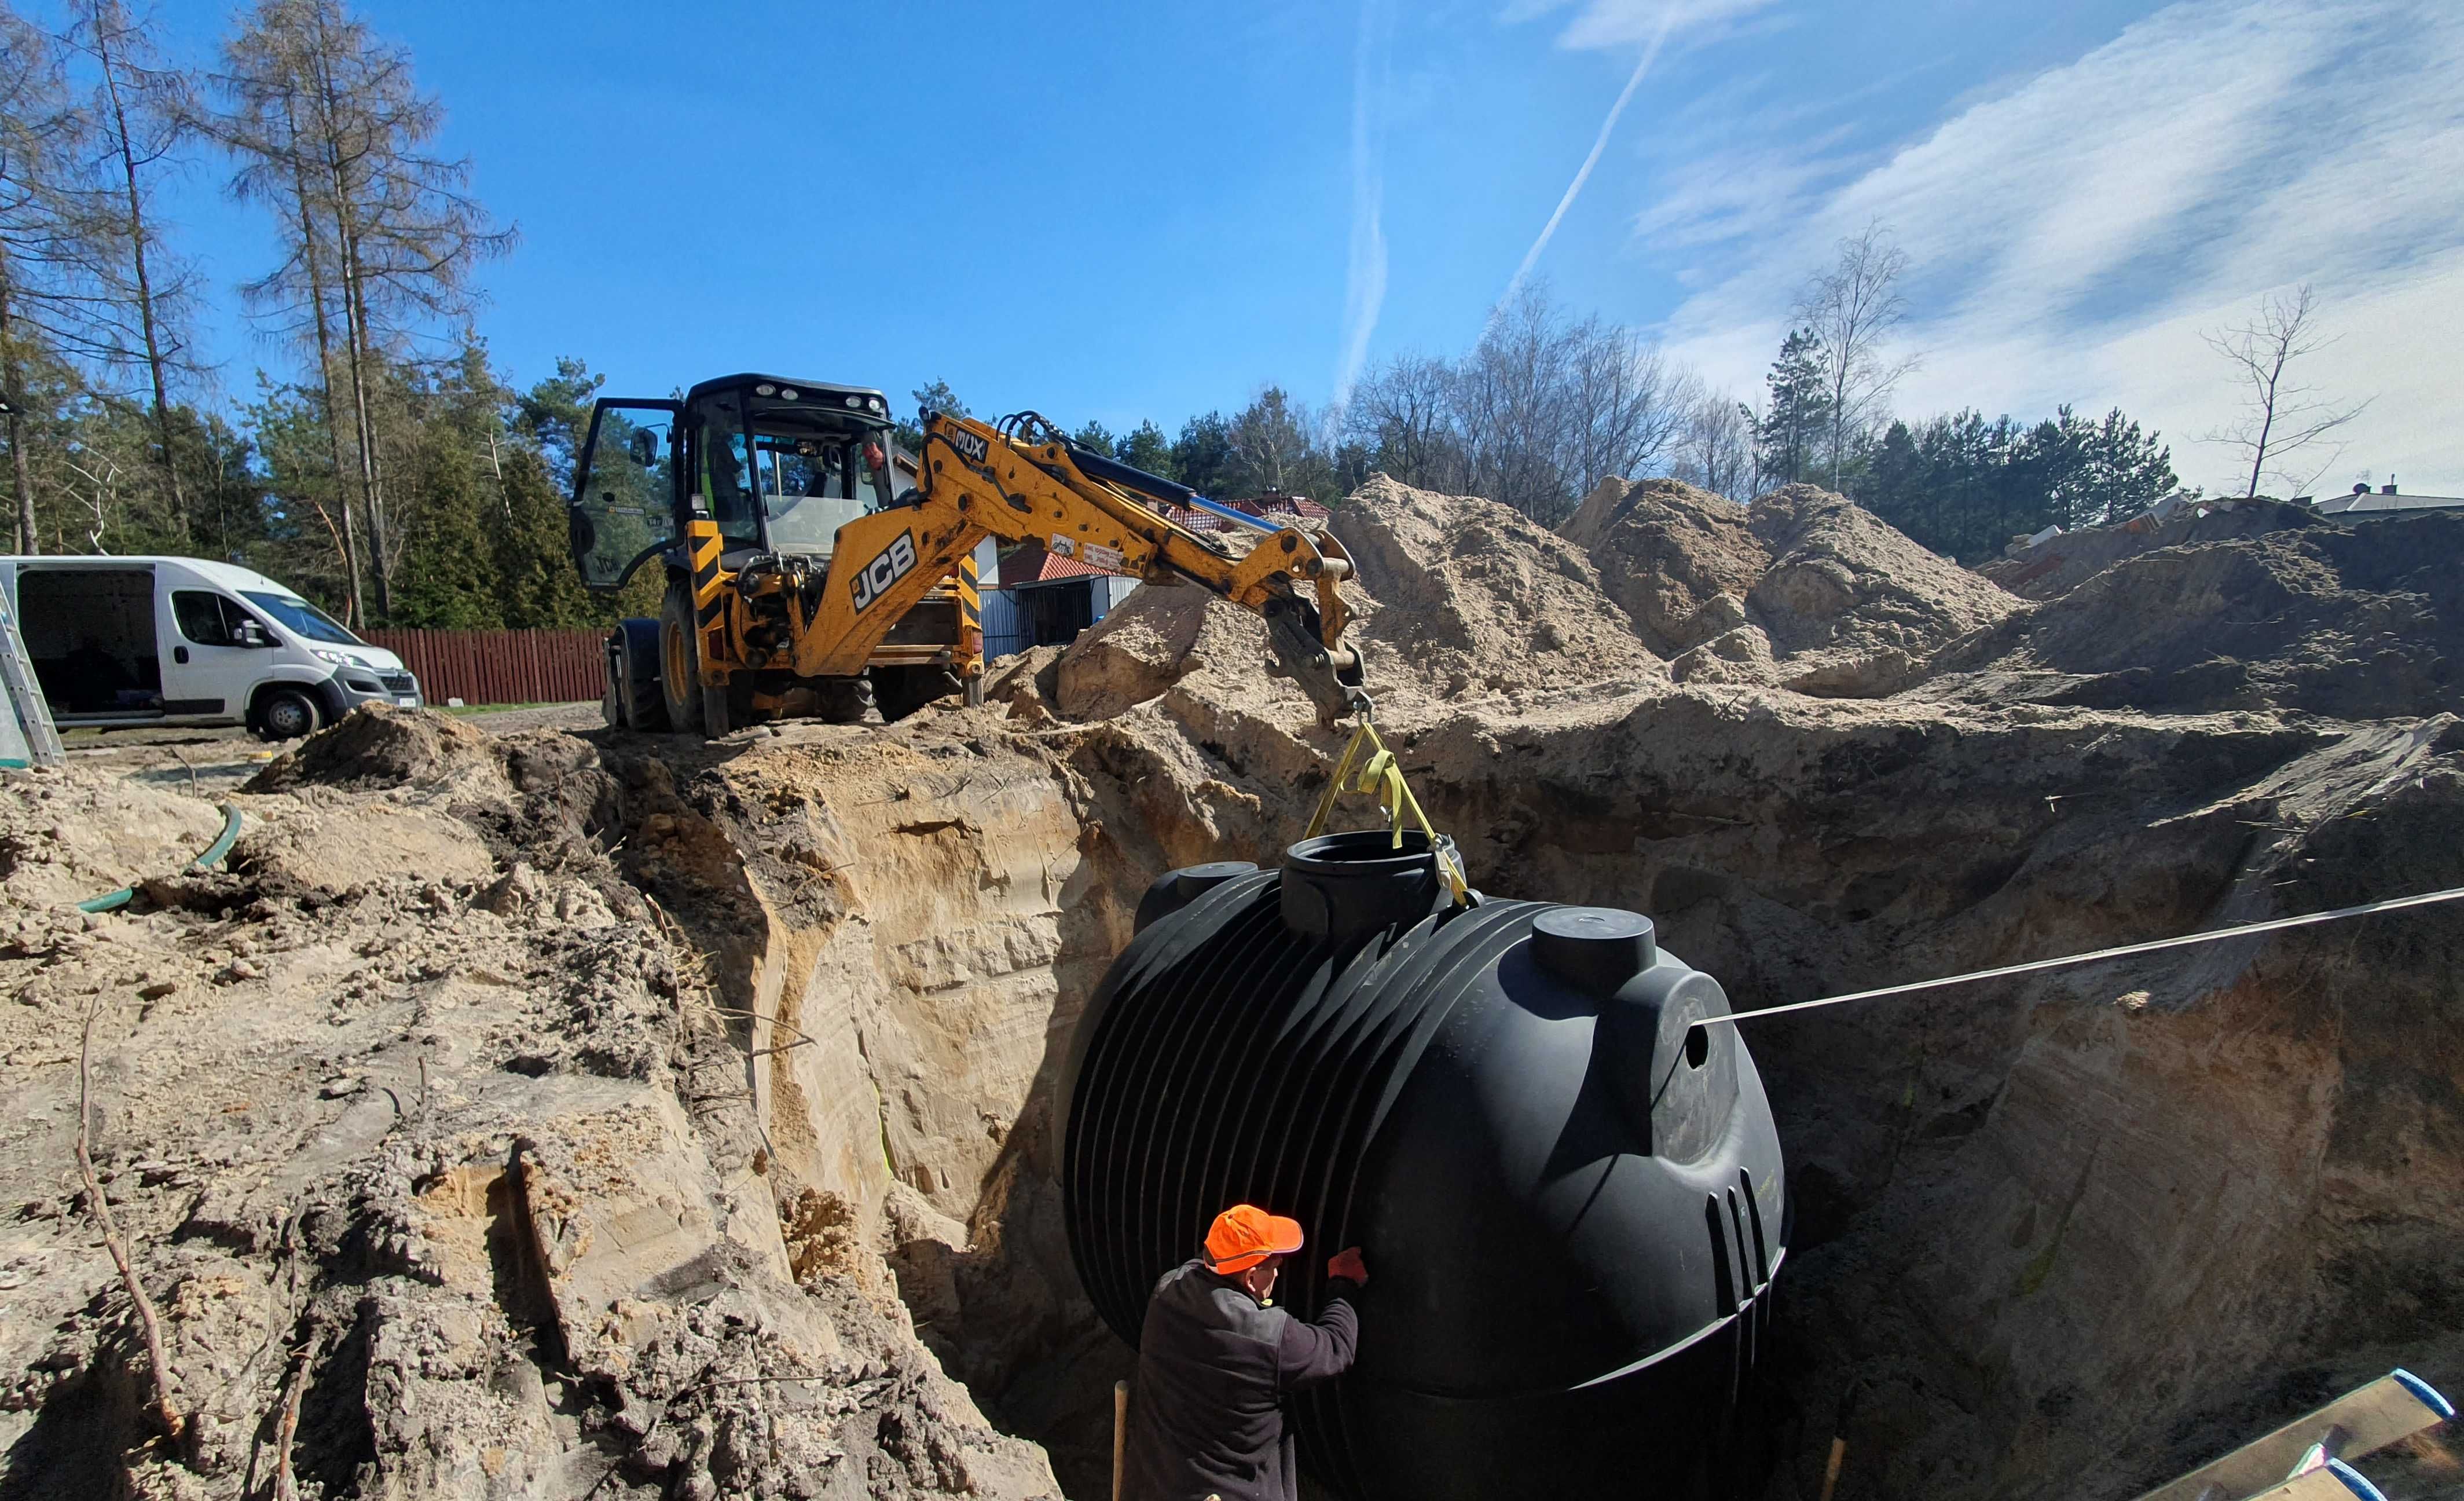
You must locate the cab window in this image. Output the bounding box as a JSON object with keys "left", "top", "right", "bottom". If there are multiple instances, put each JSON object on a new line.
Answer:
{"left": 696, "top": 393, "right": 760, "bottom": 548}
{"left": 568, "top": 401, "right": 679, "bottom": 590}
{"left": 171, "top": 591, "right": 263, "bottom": 647}
{"left": 754, "top": 436, "right": 872, "bottom": 553}
{"left": 746, "top": 406, "right": 897, "bottom": 557}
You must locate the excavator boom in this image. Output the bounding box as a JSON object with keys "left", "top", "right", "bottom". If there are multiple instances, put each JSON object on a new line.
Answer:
{"left": 785, "top": 411, "right": 1369, "bottom": 720}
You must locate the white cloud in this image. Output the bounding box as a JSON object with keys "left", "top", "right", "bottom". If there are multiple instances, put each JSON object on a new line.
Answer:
{"left": 1332, "top": 0, "right": 1393, "bottom": 419}
{"left": 1637, "top": 0, "right": 2464, "bottom": 493}
{"left": 1506, "top": 0, "right": 1780, "bottom": 50}
{"left": 1491, "top": 0, "right": 1781, "bottom": 320}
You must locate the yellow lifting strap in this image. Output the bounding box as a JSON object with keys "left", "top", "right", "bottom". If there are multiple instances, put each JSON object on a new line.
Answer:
{"left": 1303, "top": 717, "right": 1473, "bottom": 906}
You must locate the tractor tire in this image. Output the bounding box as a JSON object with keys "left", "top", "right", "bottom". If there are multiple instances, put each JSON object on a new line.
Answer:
{"left": 813, "top": 676, "right": 877, "bottom": 724}
{"left": 872, "top": 665, "right": 958, "bottom": 723}
{"left": 607, "top": 619, "right": 666, "bottom": 731}
{"left": 658, "top": 580, "right": 705, "bottom": 734}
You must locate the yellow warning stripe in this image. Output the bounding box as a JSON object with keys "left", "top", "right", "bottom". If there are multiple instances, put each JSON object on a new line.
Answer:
{"left": 958, "top": 554, "right": 981, "bottom": 666}
{"left": 687, "top": 519, "right": 725, "bottom": 631}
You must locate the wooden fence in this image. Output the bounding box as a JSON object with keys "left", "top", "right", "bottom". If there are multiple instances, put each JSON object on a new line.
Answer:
{"left": 361, "top": 628, "right": 605, "bottom": 707}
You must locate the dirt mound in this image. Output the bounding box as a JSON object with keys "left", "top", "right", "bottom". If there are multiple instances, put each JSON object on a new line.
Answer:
{"left": 0, "top": 731, "right": 1063, "bottom": 1500}
{"left": 0, "top": 767, "right": 228, "bottom": 907}
{"left": 1981, "top": 498, "right": 2323, "bottom": 600}
{"left": 1020, "top": 475, "right": 2464, "bottom": 1499}
{"left": 1557, "top": 477, "right": 2018, "bottom": 695}
{"left": 1927, "top": 509, "right": 2464, "bottom": 717}
{"left": 1559, "top": 475, "right": 1771, "bottom": 653}
{"left": 247, "top": 702, "right": 504, "bottom": 795}
{"left": 1336, "top": 474, "right": 1663, "bottom": 701}
{"left": 10, "top": 462, "right": 2461, "bottom": 1501}
{"left": 1056, "top": 583, "right": 1281, "bottom": 720}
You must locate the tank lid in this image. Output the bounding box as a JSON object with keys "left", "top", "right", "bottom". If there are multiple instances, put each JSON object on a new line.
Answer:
{"left": 1174, "top": 861, "right": 1256, "bottom": 892}
{"left": 1531, "top": 907, "right": 1658, "bottom": 995}
{"left": 1132, "top": 860, "right": 1260, "bottom": 935}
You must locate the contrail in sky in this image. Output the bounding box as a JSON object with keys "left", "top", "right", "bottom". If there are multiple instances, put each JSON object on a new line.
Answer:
{"left": 1489, "top": 7, "right": 1678, "bottom": 327}
{"left": 1329, "top": 0, "right": 1391, "bottom": 427}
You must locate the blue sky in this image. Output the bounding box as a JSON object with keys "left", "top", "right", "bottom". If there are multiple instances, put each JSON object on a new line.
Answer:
{"left": 137, "top": 0, "right": 2464, "bottom": 494}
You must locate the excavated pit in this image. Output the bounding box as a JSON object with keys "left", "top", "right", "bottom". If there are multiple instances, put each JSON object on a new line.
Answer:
{"left": 1, "top": 477, "right": 2459, "bottom": 1499}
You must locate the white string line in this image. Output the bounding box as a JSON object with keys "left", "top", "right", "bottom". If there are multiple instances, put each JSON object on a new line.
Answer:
{"left": 1698, "top": 885, "right": 2464, "bottom": 1029}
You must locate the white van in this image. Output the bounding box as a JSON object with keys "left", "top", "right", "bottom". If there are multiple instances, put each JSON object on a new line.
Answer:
{"left": 0, "top": 555, "right": 421, "bottom": 739}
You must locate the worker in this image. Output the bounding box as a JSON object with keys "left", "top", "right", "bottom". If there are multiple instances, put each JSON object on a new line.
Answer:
{"left": 1118, "top": 1203, "right": 1368, "bottom": 1501}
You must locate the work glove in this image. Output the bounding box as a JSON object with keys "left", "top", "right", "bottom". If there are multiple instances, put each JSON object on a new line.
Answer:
{"left": 1326, "top": 1247, "right": 1367, "bottom": 1286}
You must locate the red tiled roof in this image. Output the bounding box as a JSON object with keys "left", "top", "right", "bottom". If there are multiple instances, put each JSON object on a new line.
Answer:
{"left": 999, "top": 545, "right": 1117, "bottom": 588}
{"left": 1239, "top": 492, "right": 1333, "bottom": 521}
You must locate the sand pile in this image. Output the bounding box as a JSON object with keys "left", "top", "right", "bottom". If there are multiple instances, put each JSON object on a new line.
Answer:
{"left": 1980, "top": 499, "right": 2321, "bottom": 600}
{"left": 0, "top": 768, "right": 228, "bottom": 909}
{"left": 1926, "top": 509, "right": 2464, "bottom": 718}
{"left": 1332, "top": 474, "right": 1664, "bottom": 701}
{"left": 1557, "top": 477, "right": 2021, "bottom": 695}
{"left": 0, "top": 720, "right": 1064, "bottom": 1500}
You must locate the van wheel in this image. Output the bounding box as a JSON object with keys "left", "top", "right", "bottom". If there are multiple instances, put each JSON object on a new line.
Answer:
{"left": 658, "top": 581, "right": 705, "bottom": 734}
{"left": 255, "top": 687, "right": 322, "bottom": 741}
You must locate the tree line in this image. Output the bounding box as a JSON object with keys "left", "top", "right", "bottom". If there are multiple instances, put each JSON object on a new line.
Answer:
{"left": 929, "top": 231, "right": 2190, "bottom": 563}
{"left": 0, "top": 0, "right": 617, "bottom": 630}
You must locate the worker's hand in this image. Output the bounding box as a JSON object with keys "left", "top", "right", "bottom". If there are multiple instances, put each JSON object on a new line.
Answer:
{"left": 1326, "top": 1247, "right": 1367, "bottom": 1286}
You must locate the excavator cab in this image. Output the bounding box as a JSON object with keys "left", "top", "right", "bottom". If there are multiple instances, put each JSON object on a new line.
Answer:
{"left": 567, "top": 373, "right": 977, "bottom": 735}
{"left": 566, "top": 375, "right": 901, "bottom": 590}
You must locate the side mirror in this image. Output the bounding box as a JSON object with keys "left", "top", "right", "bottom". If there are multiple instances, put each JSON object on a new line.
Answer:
{"left": 236, "top": 621, "right": 273, "bottom": 648}
{"left": 630, "top": 430, "right": 658, "bottom": 467}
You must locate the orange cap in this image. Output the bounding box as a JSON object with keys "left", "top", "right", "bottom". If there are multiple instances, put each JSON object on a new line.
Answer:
{"left": 1205, "top": 1204, "right": 1304, "bottom": 1275}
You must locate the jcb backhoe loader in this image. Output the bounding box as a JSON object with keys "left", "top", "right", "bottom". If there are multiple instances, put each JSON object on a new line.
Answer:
{"left": 565, "top": 372, "right": 1368, "bottom": 734}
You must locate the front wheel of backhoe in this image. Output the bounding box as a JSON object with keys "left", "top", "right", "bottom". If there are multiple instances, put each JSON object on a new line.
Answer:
{"left": 658, "top": 581, "right": 705, "bottom": 734}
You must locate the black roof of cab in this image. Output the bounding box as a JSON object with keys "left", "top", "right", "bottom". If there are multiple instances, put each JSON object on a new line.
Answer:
{"left": 684, "top": 372, "right": 889, "bottom": 408}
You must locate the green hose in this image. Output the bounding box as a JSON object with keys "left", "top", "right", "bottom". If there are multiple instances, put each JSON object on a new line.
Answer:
{"left": 77, "top": 804, "right": 244, "bottom": 914}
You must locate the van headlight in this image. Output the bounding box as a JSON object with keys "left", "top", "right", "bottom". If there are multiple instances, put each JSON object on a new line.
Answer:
{"left": 313, "top": 649, "right": 370, "bottom": 668}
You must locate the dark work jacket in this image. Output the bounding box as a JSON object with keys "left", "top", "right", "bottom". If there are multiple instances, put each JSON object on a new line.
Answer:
{"left": 1120, "top": 1259, "right": 1360, "bottom": 1501}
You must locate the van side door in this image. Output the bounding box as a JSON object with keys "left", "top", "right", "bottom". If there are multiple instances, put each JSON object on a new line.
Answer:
{"left": 163, "top": 585, "right": 272, "bottom": 722}
{"left": 569, "top": 399, "right": 682, "bottom": 591}
{"left": 16, "top": 564, "right": 160, "bottom": 719}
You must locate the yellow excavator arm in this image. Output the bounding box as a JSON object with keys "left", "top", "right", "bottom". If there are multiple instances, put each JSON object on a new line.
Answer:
{"left": 787, "top": 411, "right": 1370, "bottom": 721}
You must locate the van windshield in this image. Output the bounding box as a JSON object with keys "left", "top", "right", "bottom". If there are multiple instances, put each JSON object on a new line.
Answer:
{"left": 241, "top": 590, "right": 360, "bottom": 646}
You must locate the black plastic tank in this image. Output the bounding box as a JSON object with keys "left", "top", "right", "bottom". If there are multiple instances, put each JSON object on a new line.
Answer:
{"left": 1058, "top": 831, "right": 1788, "bottom": 1500}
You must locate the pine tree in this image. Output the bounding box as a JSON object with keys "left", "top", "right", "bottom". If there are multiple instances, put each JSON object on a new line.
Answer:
{"left": 1171, "top": 411, "right": 1235, "bottom": 497}
{"left": 1756, "top": 330, "right": 1832, "bottom": 487}
{"left": 0, "top": 12, "right": 91, "bottom": 552}
{"left": 1070, "top": 419, "right": 1116, "bottom": 458}
{"left": 219, "top": 0, "right": 514, "bottom": 621}
{"left": 1116, "top": 419, "right": 1174, "bottom": 479}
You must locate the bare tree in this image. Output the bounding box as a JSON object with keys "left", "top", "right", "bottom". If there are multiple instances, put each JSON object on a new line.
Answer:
{"left": 67, "top": 0, "right": 201, "bottom": 543}
{"left": 1341, "top": 287, "right": 1708, "bottom": 522}
{"left": 217, "top": 0, "right": 512, "bottom": 620}
{"left": 1226, "top": 385, "right": 1321, "bottom": 496}
{"left": 1794, "top": 219, "right": 1916, "bottom": 490}
{"left": 0, "top": 12, "right": 94, "bottom": 552}
{"left": 2201, "top": 283, "right": 2368, "bottom": 499}
{"left": 1343, "top": 353, "right": 1455, "bottom": 492}
{"left": 1673, "top": 391, "right": 1754, "bottom": 500}
{"left": 219, "top": 30, "right": 365, "bottom": 618}
{"left": 1564, "top": 320, "right": 1696, "bottom": 500}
